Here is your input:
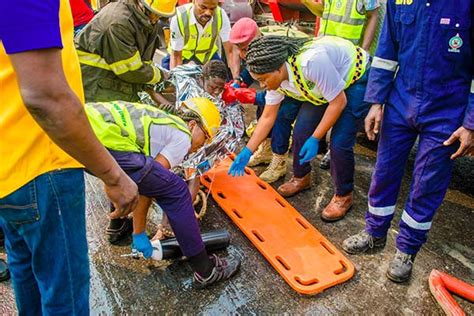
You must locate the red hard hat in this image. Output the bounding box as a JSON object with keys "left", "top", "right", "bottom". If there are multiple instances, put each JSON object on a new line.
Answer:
{"left": 229, "top": 17, "right": 258, "bottom": 45}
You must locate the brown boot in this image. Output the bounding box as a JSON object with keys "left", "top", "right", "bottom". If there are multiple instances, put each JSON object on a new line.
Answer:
{"left": 321, "top": 192, "right": 353, "bottom": 222}
{"left": 277, "top": 174, "right": 311, "bottom": 198}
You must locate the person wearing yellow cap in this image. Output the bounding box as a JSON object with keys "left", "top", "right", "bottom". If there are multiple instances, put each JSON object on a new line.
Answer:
{"left": 85, "top": 98, "right": 241, "bottom": 287}
{"left": 75, "top": 0, "right": 176, "bottom": 102}
{"left": 145, "top": 60, "right": 228, "bottom": 240}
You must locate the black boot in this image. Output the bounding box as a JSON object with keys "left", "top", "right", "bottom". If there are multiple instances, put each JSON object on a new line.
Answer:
{"left": 193, "top": 254, "right": 241, "bottom": 289}
{"left": 319, "top": 150, "right": 331, "bottom": 170}
{"left": 342, "top": 230, "right": 387, "bottom": 254}
{"left": 106, "top": 217, "right": 133, "bottom": 245}
{"left": 386, "top": 249, "right": 416, "bottom": 283}
{"left": 0, "top": 258, "right": 10, "bottom": 282}
{"left": 106, "top": 203, "right": 133, "bottom": 244}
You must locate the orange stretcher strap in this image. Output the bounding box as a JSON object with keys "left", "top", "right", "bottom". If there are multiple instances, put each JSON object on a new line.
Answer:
{"left": 201, "top": 157, "right": 355, "bottom": 295}
{"left": 429, "top": 269, "right": 474, "bottom": 316}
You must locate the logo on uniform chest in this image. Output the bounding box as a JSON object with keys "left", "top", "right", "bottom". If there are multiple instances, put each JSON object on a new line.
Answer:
{"left": 395, "top": 0, "right": 413, "bottom": 5}
{"left": 448, "top": 33, "right": 463, "bottom": 53}
{"left": 190, "top": 33, "right": 212, "bottom": 40}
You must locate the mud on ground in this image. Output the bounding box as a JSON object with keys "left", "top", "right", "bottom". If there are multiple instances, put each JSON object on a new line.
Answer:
{"left": 1, "top": 106, "right": 473, "bottom": 315}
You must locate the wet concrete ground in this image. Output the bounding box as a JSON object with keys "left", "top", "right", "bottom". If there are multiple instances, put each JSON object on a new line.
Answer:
{"left": 1, "top": 27, "right": 472, "bottom": 314}
{"left": 1, "top": 141, "right": 473, "bottom": 314}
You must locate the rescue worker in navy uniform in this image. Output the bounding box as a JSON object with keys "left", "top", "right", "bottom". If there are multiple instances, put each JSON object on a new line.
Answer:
{"left": 343, "top": 0, "right": 474, "bottom": 283}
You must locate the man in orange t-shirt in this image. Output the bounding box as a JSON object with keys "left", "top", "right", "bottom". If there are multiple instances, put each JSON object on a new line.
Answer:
{"left": 0, "top": 0, "right": 138, "bottom": 313}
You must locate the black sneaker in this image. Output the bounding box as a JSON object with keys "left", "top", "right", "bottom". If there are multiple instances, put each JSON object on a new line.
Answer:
{"left": 386, "top": 250, "right": 416, "bottom": 283}
{"left": 0, "top": 258, "right": 10, "bottom": 282}
{"left": 342, "top": 230, "right": 387, "bottom": 254}
{"left": 319, "top": 150, "right": 330, "bottom": 170}
{"left": 193, "top": 254, "right": 241, "bottom": 289}
{"left": 106, "top": 217, "right": 133, "bottom": 245}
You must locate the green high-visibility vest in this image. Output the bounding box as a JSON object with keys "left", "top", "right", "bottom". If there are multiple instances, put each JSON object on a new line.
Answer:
{"left": 319, "top": 0, "right": 367, "bottom": 44}
{"left": 85, "top": 101, "right": 191, "bottom": 156}
{"left": 278, "top": 37, "right": 367, "bottom": 106}
{"left": 168, "top": 4, "right": 223, "bottom": 64}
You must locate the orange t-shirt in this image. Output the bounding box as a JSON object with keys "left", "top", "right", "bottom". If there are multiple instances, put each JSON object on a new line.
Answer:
{"left": 0, "top": 0, "right": 85, "bottom": 198}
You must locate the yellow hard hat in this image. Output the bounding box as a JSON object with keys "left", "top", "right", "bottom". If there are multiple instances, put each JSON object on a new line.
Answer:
{"left": 182, "top": 97, "right": 221, "bottom": 140}
{"left": 142, "top": 0, "right": 177, "bottom": 17}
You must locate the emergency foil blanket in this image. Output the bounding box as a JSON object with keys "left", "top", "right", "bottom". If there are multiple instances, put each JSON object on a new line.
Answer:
{"left": 140, "top": 64, "right": 245, "bottom": 179}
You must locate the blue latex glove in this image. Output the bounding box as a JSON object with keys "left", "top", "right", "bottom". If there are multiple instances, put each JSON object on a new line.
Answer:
{"left": 299, "top": 136, "right": 319, "bottom": 165}
{"left": 231, "top": 81, "right": 241, "bottom": 89}
{"left": 228, "top": 147, "right": 252, "bottom": 177}
{"left": 132, "top": 232, "right": 153, "bottom": 259}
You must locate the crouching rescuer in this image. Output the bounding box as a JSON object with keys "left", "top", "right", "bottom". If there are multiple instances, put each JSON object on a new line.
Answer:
{"left": 85, "top": 98, "right": 241, "bottom": 287}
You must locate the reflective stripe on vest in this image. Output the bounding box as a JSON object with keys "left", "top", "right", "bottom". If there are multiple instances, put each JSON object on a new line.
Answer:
{"left": 171, "top": 5, "right": 222, "bottom": 64}
{"left": 77, "top": 50, "right": 161, "bottom": 84}
{"left": 319, "top": 0, "right": 366, "bottom": 44}
{"left": 86, "top": 101, "right": 191, "bottom": 156}
{"left": 279, "top": 38, "right": 367, "bottom": 106}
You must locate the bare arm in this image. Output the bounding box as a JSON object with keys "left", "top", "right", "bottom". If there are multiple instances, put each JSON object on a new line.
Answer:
{"left": 246, "top": 104, "right": 281, "bottom": 152}
{"left": 131, "top": 153, "right": 171, "bottom": 234}
{"left": 188, "top": 177, "right": 201, "bottom": 202}
{"left": 312, "top": 91, "right": 347, "bottom": 139}
{"left": 223, "top": 41, "right": 240, "bottom": 79}
{"left": 145, "top": 88, "right": 172, "bottom": 106}
{"left": 9, "top": 48, "right": 138, "bottom": 217}
{"left": 231, "top": 44, "right": 242, "bottom": 80}
{"left": 132, "top": 196, "right": 152, "bottom": 234}
{"left": 301, "top": 0, "right": 324, "bottom": 17}
{"left": 170, "top": 50, "right": 183, "bottom": 69}
{"left": 361, "top": 9, "right": 379, "bottom": 52}
{"left": 155, "top": 154, "right": 171, "bottom": 170}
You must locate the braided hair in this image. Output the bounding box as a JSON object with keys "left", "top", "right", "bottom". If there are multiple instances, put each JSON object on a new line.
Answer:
{"left": 202, "top": 60, "right": 228, "bottom": 81}
{"left": 155, "top": 102, "right": 178, "bottom": 115}
{"left": 179, "top": 108, "right": 202, "bottom": 123}
{"left": 155, "top": 102, "right": 202, "bottom": 124}
{"left": 246, "top": 35, "right": 311, "bottom": 74}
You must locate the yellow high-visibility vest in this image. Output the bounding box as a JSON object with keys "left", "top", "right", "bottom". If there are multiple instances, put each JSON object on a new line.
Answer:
{"left": 86, "top": 101, "right": 191, "bottom": 156}
{"left": 168, "top": 4, "right": 223, "bottom": 64}
{"left": 279, "top": 37, "right": 367, "bottom": 106}
{"left": 319, "top": 0, "right": 367, "bottom": 44}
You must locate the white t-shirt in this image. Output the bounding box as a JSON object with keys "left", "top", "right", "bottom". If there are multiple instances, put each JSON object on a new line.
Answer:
{"left": 170, "top": 4, "right": 231, "bottom": 51}
{"left": 265, "top": 38, "right": 369, "bottom": 105}
{"left": 149, "top": 124, "right": 191, "bottom": 168}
